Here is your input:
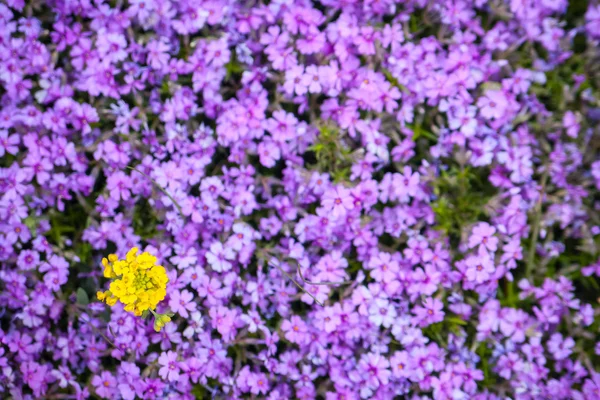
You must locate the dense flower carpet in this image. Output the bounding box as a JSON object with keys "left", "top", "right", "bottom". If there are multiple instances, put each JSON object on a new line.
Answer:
{"left": 1, "top": 0, "right": 600, "bottom": 398}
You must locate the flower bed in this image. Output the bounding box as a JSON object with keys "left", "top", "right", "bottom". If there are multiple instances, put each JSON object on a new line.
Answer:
{"left": 1, "top": 0, "right": 600, "bottom": 398}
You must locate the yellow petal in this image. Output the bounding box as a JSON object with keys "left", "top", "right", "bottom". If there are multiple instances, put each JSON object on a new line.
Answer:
{"left": 112, "top": 260, "right": 128, "bottom": 276}
{"left": 96, "top": 291, "right": 107, "bottom": 301}
{"left": 103, "top": 265, "right": 115, "bottom": 278}
{"left": 126, "top": 247, "right": 139, "bottom": 262}
{"left": 121, "top": 294, "right": 137, "bottom": 304}
{"left": 106, "top": 296, "right": 118, "bottom": 306}
{"left": 138, "top": 252, "right": 157, "bottom": 266}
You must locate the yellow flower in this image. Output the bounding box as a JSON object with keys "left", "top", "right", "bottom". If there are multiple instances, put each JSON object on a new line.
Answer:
{"left": 102, "top": 258, "right": 116, "bottom": 278}
{"left": 97, "top": 247, "right": 170, "bottom": 325}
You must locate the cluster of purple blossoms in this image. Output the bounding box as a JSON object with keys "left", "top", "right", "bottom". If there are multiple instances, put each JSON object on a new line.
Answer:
{"left": 1, "top": 0, "right": 600, "bottom": 399}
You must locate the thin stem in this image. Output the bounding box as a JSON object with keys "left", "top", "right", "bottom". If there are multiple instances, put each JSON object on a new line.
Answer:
{"left": 294, "top": 259, "right": 351, "bottom": 286}
{"left": 266, "top": 250, "right": 352, "bottom": 286}
{"left": 75, "top": 307, "right": 116, "bottom": 348}
{"left": 526, "top": 168, "right": 549, "bottom": 278}
{"left": 126, "top": 166, "right": 185, "bottom": 218}
{"left": 268, "top": 260, "right": 324, "bottom": 307}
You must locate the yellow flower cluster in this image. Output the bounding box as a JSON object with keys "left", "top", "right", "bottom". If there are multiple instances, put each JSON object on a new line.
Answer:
{"left": 97, "top": 247, "right": 168, "bottom": 319}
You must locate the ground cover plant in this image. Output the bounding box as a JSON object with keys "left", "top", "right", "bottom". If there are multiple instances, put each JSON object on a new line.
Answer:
{"left": 1, "top": 0, "right": 600, "bottom": 398}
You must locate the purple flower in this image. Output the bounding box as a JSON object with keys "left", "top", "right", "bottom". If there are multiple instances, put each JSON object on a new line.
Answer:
{"left": 548, "top": 333, "right": 575, "bottom": 361}
{"left": 17, "top": 249, "right": 39, "bottom": 270}
{"left": 158, "top": 351, "right": 180, "bottom": 382}
{"left": 169, "top": 289, "right": 196, "bottom": 318}
{"left": 368, "top": 251, "right": 399, "bottom": 282}
{"left": 206, "top": 241, "right": 235, "bottom": 272}
{"left": 106, "top": 171, "right": 132, "bottom": 201}
{"left": 477, "top": 90, "right": 508, "bottom": 120}
{"left": 368, "top": 298, "right": 396, "bottom": 328}
{"left": 281, "top": 315, "right": 309, "bottom": 345}
{"left": 0, "top": 130, "right": 19, "bottom": 156}
{"left": 358, "top": 353, "right": 391, "bottom": 389}
{"left": 284, "top": 65, "right": 307, "bottom": 96}
{"left": 209, "top": 305, "right": 237, "bottom": 341}
{"left": 562, "top": 111, "right": 580, "bottom": 138}
{"left": 413, "top": 298, "right": 445, "bottom": 327}
{"left": 321, "top": 186, "right": 354, "bottom": 219}
{"left": 92, "top": 371, "right": 117, "bottom": 399}
{"left": 301, "top": 65, "right": 322, "bottom": 94}
{"left": 390, "top": 351, "right": 412, "bottom": 379}
{"left": 468, "top": 222, "right": 498, "bottom": 252}
{"left": 258, "top": 140, "right": 281, "bottom": 168}
{"left": 248, "top": 372, "right": 269, "bottom": 395}
{"left": 0, "top": 1, "right": 596, "bottom": 398}
{"left": 465, "top": 253, "right": 495, "bottom": 284}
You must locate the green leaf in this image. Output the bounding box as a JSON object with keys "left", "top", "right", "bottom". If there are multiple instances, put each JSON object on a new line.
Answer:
{"left": 76, "top": 288, "right": 89, "bottom": 305}
{"left": 192, "top": 384, "right": 207, "bottom": 399}
{"left": 74, "top": 242, "right": 92, "bottom": 265}
{"left": 24, "top": 216, "right": 37, "bottom": 235}
{"left": 476, "top": 342, "right": 496, "bottom": 386}
{"left": 480, "top": 82, "right": 502, "bottom": 91}
{"left": 382, "top": 68, "right": 410, "bottom": 94}
{"left": 446, "top": 316, "right": 468, "bottom": 326}
{"left": 160, "top": 80, "right": 170, "bottom": 96}
{"left": 310, "top": 143, "right": 324, "bottom": 152}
